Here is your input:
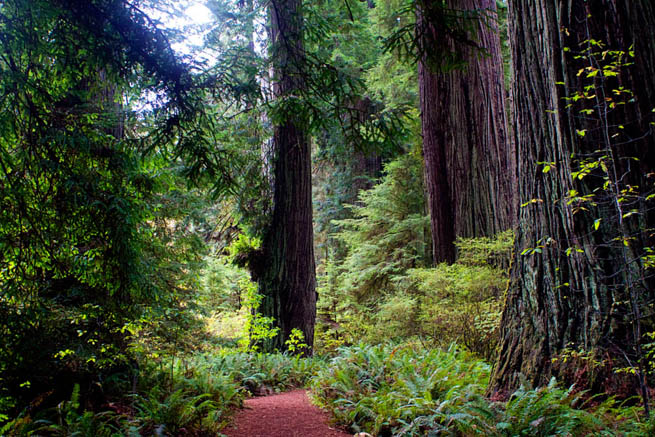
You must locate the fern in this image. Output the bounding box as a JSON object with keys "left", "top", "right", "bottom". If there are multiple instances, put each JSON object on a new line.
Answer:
{"left": 311, "top": 343, "right": 649, "bottom": 436}
{"left": 311, "top": 343, "right": 490, "bottom": 434}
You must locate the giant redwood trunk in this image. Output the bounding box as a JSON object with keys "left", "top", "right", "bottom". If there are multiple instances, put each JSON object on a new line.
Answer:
{"left": 418, "top": 0, "right": 514, "bottom": 264}
{"left": 490, "top": 0, "right": 655, "bottom": 397}
{"left": 258, "top": 0, "right": 317, "bottom": 353}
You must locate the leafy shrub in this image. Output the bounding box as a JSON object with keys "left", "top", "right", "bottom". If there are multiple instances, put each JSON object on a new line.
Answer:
{"left": 317, "top": 221, "right": 511, "bottom": 358}
{"left": 312, "top": 343, "right": 652, "bottom": 437}
{"left": 2, "top": 384, "right": 125, "bottom": 437}
{"left": 315, "top": 150, "right": 512, "bottom": 355}
{"left": 186, "top": 350, "right": 326, "bottom": 394}
{"left": 132, "top": 387, "right": 224, "bottom": 435}
{"left": 392, "top": 231, "right": 512, "bottom": 359}
{"left": 331, "top": 153, "right": 430, "bottom": 302}
{"left": 310, "top": 343, "right": 490, "bottom": 435}
{"left": 439, "top": 379, "right": 610, "bottom": 436}
{"left": 494, "top": 380, "right": 606, "bottom": 435}
{"left": 393, "top": 260, "right": 506, "bottom": 360}
{"left": 1, "top": 347, "right": 324, "bottom": 435}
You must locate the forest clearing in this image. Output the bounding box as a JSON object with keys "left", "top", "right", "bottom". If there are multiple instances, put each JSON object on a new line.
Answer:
{"left": 1, "top": 0, "right": 654, "bottom": 435}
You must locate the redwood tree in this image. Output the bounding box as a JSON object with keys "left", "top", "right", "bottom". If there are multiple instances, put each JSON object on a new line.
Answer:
{"left": 418, "top": 0, "right": 514, "bottom": 264}
{"left": 490, "top": 0, "right": 655, "bottom": 400}
{"left": 257, "top": 0, "right": 317, "bottom": 353}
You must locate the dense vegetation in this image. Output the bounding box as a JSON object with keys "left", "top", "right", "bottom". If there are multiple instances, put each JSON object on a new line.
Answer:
{"left": 1, "top": 0, "right": 653, "bottom": 435}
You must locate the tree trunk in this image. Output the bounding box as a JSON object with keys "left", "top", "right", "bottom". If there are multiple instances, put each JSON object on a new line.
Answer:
{"left": 352, "top": 97, "right": 383, "bottom": 195}
{"left": 258, "top": 0, "right": 317, "bottom": 353}
{"left": 490, "top": 0, "right": 655, "bottom": 398}
{"left": 418, "top": 0, "right": 514, "bottom": 265}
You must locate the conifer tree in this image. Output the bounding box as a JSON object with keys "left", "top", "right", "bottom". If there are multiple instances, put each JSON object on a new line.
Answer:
{"left": 257, "top": 0, "right": 317, "bottom": 353}
{"left": 491, "top": 1, "right": 655, "bottom": 407}
{"left": 417, "top": 0, "right": 514, "bottom": 264}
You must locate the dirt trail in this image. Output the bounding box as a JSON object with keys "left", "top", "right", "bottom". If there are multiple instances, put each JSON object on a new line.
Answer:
{"left": 222, "top": 389, "right": 351, "bottom": 437}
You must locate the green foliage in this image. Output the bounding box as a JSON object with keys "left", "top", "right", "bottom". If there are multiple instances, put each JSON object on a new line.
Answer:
{"left": 489, "top": 380, "right": 605, "bottom": 436}
{"left": 130, "top": 382, "right": 229, "bottom": 434}
{"left": 390, "top": 231, "right": 512, "bottom": 359}
{"left": 454, "top": 381, "right": 655, "bottom": 436}
{"left": 0, "top": 0, "right": 243, "bottom": 420}
{"left": 25, "top": 385, "right": 123, "bottom": 437}
{"left": 331, "top": 152, "right": 430, "bottom": 301}
{"left": 456, "top": 230, "right": 514, "bottom": 268}
{"left": 394, "top": 264, "right": 504, "bottom": 359}
{"left": 1, "top": 346, "right": 326, "bottom": 435}
{"left": 310, "top": 343, "right": 490, "bottom": 435}
{"left": 316, "top": 164, "right": 511, "bottom": 358}
{"left": 185, "top": 350, "right": 326, "bottom": 395}
{"left": 0, "top": 0, "right": 152, "bottom": 411}
{"left": 312, "top": 343, "right": 651, "bottom": 436}
{"left": 226, "top": 246, "right": 281, "bottom": 352}
{"left": 125, "top": 163, "right": 232, "bottom": 360}
{"left": 311, "top": 0, "right": 416, "bottom": 268}
{"left": 315, "top": 152, "right": 430, "bottom": 349}
{"left": 285, "top": 328, "right": 310, "bottom": 355}
{"left": 200, "top": 256, "right": 251, "bottom": 315}
{"left": 240, "top": 312, "right": 280, "bottom": 353}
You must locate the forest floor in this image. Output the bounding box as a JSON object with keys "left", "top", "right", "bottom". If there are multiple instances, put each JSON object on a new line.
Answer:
{"left": 222, "top": 389, "right": 352, "bottom": 437}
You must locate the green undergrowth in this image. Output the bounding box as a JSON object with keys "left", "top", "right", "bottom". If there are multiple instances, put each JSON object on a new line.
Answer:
{"left": 179, "top": 350, "right": 327, "bottom": 395}
{"left": 310, "top": 343, "right": 654, "bottom": 436}
{"left": 4, "top": 343, "right": 653, "bottom": 436}
{"left": 310, "top": 343, "right": 490, "bottom": 435}
{"left": 1, "top": 351, "right": 326, "bottom": 436}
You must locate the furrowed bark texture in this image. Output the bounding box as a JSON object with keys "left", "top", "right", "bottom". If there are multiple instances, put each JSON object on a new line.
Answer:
{"left": 419, "top": 0, "right": 514, "bottom": 265}
{"left": 258, "top": 0, "right": 317, "bottom": 353}
{"left": 490, "top": 0, "right": 655, "bottom": 396}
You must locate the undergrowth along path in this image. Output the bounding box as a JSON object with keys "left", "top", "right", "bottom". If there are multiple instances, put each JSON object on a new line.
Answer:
{"left": 222, "top": 389, "right": 351, "bottom": 437}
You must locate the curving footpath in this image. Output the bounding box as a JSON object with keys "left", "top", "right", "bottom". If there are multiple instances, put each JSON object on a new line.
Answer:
{"left": 222, "top": 389, "right": 351, "bottom": 437}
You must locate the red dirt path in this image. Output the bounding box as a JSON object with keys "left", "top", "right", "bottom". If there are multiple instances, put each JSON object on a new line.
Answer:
{"left": 222, "top": 389, "right": 352, "bottom": 437}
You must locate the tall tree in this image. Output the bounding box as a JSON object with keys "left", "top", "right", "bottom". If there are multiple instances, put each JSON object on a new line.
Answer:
{"left": 0, "top": 0, "right": 148, "bottom": 405}
{"left": 0, "top": 0, "right": 232, "bottom": 409}
{"left": 490, "top": 0, "right": 655, "bottom": 403}
{"left": 257, "top": 0, "right": 317, "bottom": 352}
{"left": 418, "top": 0, "right": 514, "bottom": 264}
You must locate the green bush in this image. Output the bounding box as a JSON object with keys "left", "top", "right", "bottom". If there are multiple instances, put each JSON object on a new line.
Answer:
{"left": 315, "top": 150, "right": 512, "bottom": 355}
{"left": 1, "top": 348, "right": 325, "bottom": 435}
{"left": 310, "top": 343, "right": 490, "bottom": 435}
{"left": 315, "top": 153, "right": 430, "bottom": 350}
{"left": 317, "top": 222, "right": 511, "bottom": 358}
{"left": 393, "top": 259, "right": 506, "bottom": 360}
{"left": 186, "top": 350, "right": 326, "bottom": 393}
{"left": 312, "top": 343, "right": 652, "bottom": 436}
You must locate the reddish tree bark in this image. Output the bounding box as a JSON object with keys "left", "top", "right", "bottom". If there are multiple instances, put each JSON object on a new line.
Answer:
{"left": 258, "top": 0, "right": 317, "bottom": 353}
{"left": 490, "top": 0, "right": 655, "bottom": 399}
{"left": 418, "top": 0, "right": 514, "bottom": 264}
